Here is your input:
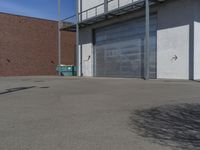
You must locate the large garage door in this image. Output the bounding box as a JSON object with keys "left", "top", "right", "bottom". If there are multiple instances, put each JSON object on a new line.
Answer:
{"left": 94, "top": 15, "right": 157, "bottom": 78}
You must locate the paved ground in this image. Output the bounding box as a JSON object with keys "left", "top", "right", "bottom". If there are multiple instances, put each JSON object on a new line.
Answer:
{"left": 0, "top": 76, "right": 200, "bottom": 150}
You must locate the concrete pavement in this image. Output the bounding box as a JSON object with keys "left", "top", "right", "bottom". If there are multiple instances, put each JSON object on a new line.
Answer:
{"left": 0, "top": 76, "right": 200, "bottom": 150}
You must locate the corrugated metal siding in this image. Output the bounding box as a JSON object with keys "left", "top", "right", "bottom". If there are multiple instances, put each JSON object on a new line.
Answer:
{"left": 94, "top": 15, "right": 157, "bottom": 78}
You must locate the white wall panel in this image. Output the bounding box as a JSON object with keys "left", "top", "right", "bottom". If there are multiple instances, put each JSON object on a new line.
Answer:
{"left": 82, "top": 43, "right": 93, "bottom": 76}
{"left": 79, "top": 27, "right": 93, "bottom": 76}
{"left": 157, "top": 25, "right": 190, "bottom": 79}
{"left": 194, "top": 21, "right": 200, "bottom": 80}
{"left": 79, "top": 0, "right": 104, "bottom": 20}
{"left": 79, "top": 0, "right": 140, "bottom": 20}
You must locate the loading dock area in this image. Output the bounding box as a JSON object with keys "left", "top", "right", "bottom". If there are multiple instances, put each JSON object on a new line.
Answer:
{"left": 62, "top": 0, "right": 200, "bottom": 80}
{"left": 0, "top": 76, "right": 200, "bottom": 150}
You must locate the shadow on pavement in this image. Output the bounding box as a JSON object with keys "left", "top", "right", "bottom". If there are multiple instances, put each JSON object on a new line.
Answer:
{"left": 129, "top": 103, "right": 200, "bottom": 150}
{"left": 39, "top": 86, "right": 50, "bottom": 89}
{"left": 0, "top": 86, "right": 36, "bottom": 95}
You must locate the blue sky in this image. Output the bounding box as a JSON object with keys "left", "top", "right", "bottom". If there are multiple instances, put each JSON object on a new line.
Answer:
{"left": 0, "top": 0, "right": 76, "bottom": 20}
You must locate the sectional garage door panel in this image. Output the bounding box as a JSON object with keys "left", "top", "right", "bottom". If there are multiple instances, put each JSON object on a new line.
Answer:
{"left": 94, "top": 15, "right": 157, "bottom": 78}
{"left": 95, "top": 39, "right": 143, "bottom": 77}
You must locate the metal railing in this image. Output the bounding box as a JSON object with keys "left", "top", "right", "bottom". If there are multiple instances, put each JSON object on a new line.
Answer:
{"left": 61, "top": 0, "right": 145, "bottom": 23}
{"left": 62, "top": 15, "right": 76, "bottom": 23}
{"left": 60, "top": 15, "right": 76, "bottom": 31}
{"left": 79, "top": 0, "right": 145, "bottom": 22}
{"left": 60, "top": 0, "right": 157, "bottom": 30}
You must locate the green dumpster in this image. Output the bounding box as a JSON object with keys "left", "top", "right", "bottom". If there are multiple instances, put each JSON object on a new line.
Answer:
{"left": 56, "top": 65, "right": 77, "bottom": 76}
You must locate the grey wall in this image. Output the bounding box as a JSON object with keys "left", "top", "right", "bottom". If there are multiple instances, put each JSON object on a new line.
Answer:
{"left": 157, "top": 0, "right": 195, "bottom": 79}
{"left": 194, "top": 1, "right": 200, "bottom": 80}
{"left": 157, "top": 0, "right": 200, "bottom": 80}
{"left": 194, "top": 21, "right": 200, "bottom": 80}
{"left": 79, "top": 0, "right": 200, "bottom": 79}
{"left": 79, "top": 9, "right": 148, "bottom": 76}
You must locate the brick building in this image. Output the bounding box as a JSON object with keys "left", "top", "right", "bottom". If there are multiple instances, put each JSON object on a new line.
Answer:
{"left": 0, "top": 13, "right": 76, "bottom": 76}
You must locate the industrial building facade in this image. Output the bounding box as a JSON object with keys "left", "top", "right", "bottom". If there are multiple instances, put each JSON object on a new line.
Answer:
{"left": 0, "top": 13, "right": 76, "bottom": 76}
{"left": 75, "top": 0, "right": 200, "bottom": 80}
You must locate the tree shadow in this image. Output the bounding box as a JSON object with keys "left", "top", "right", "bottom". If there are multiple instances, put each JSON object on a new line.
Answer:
{"left": 129, "top": 103, "right": 200, "bottom": 150}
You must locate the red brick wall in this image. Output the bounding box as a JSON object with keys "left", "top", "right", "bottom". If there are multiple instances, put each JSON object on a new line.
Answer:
{"left": 0, "top": 13, "right": 76, "bottom": 76}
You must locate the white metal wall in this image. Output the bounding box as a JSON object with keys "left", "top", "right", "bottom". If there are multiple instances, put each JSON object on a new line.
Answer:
{"left": 194, "top": 21, "right": 200, "bottom": 80}
{"left": 108, "top": 0, "right": 140, "bottom": 11}
{"left": 80, "top": 0, "right": 103, "bottom": 12}
{"left": 79, "top": 0, "right": 141, "bottom": 21}
{"left": 156, "top": 0, "right": 195, "bottom": 80}
{"left": 157, "top": 25, "right": 190, "bottom": 79}
{"left": 79, "top": 27, "right": 93, "bottom": 77}
{"left": 79, "top": 0, "right": 104, "bottom": 20}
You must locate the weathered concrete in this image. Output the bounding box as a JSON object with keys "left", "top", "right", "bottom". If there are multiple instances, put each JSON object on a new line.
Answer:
{"left": 0, "top": 76, "right": 200, "bottom": 150}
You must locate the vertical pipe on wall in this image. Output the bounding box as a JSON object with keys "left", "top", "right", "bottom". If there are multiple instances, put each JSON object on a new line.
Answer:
{"left": 58, "top": 0, "right": 61, "bottom": 76}
{"left": 145, "top": 0, "right": 150, "bottom": 80}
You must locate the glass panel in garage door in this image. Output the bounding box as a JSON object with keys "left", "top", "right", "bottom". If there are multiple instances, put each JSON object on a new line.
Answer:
{"left": 94, "top": 15, "right": 157, "bottom": 78}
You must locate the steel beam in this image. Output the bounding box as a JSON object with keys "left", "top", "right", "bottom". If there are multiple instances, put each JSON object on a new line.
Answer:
{"left": 104, "top": 0, "right": 108, "bottom": 13}
{"left": 80, "top": 0, "right": 82, "bottom": 22}
{"left": 145, "top": 0, "right": 150, "bottom": 80}
{"left": 58, "top": 0, "right": 61, "bottom": 76}
{"left": 76, "top": 0, "right": 82, "bottom": 76}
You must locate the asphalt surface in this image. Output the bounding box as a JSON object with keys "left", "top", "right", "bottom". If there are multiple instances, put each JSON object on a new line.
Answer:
{"left": 0, "top": 76, "right": 200, "bottom": 150}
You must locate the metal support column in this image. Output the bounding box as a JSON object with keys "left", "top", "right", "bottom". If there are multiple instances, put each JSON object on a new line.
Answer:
{"left": 58, "top": 0, "right": 61, "bottom": 76}
{"left": 76, "top": 0, "right": 82, "bottom": 76}
{"left": 104, "top": 0, "right": 108, "bottom": 13}
{"left": 145, "top": 0, "right": 150, "bottom": 80}
{"left": 80, "top": 0, "right": 82, "bottom": 22}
